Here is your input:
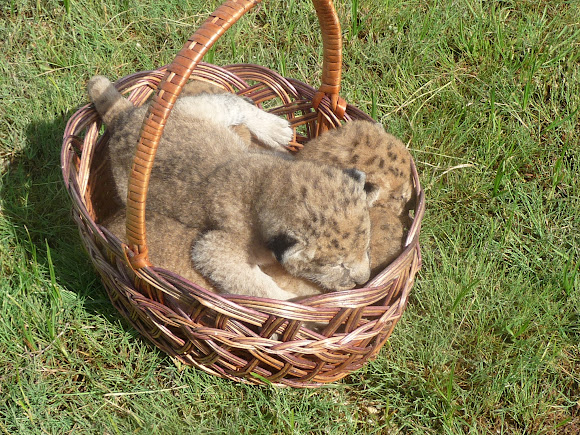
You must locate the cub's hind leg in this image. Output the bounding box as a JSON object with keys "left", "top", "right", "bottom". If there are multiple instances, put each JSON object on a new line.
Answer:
{"left": 175, "top": 93, "right": 292, "bottom": 149}
{"left": 191, "top": 230, "right": 299, "bottom": 301}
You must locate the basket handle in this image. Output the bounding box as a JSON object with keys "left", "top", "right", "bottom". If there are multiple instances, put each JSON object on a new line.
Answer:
{"left": 125, "top": 0, "right": 344, "bottom": 268}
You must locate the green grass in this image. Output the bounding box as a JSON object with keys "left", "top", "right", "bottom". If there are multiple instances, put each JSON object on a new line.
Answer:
{"left": 1, "top": 0, "right": 579, "bottom": 432}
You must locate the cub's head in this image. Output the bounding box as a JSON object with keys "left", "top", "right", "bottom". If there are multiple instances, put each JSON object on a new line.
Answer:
{"left": 298, "top": 120, "right": 414, "bottom": 213}
{"left": 258, "top": 163, "right": 379, "bottom": 291}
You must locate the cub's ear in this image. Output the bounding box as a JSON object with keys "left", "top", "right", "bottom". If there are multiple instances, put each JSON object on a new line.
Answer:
{"left": 266, "top": 233, "right": 299, "bottom": 262}
{"left": 363, "top": 181, "right": 380, "bottom": 206}
{"left": 343, "top": 168, "right": 379, "bottom": 206}
{"left": 343, "top": 167, "right": 366, "bottom": 184}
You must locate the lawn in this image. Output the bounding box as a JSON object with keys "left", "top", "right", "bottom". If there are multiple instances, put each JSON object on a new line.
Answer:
{"left": 0, "top": 0, "right": 578, "bottom": 433}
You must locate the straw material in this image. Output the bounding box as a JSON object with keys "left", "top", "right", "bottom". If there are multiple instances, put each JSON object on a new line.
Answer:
{"left": 61, "top": 0, "right": 425, "bottom": 387}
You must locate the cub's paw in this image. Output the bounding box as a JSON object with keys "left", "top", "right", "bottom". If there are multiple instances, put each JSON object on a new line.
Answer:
{"left": 249, "top": 112, "right": 293, "bottom": 149}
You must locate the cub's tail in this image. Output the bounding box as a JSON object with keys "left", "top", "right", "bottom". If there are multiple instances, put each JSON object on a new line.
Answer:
{"left": 87, "top": 75, "right": 133, "bottom": 126}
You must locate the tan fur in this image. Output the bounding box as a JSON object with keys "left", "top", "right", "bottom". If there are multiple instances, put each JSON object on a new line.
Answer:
{"left": 102, "top": 210, "right": 216, "bottom": 289}
{"left": 102, "top": 208, "right": 324, "bottom": 298}
{"left": 299, "top": 121, "right": 414, "bottom": 214}
{"left": 88, "top": 76, "right": 375, "bottom": 300}
{"left": 261, "top": 263, "right": 325, "bottom": 297}
{"left": 181, "top": 80, "right": 281, "bottom": 151}
{"left": 180, "top": 80, "right": 228, "bottom": 97}
{"left": 296, "top": 120, "right": 415, "bottom": 275}
{"left": 367, "top": 204, "right": 406, "bottom": 275}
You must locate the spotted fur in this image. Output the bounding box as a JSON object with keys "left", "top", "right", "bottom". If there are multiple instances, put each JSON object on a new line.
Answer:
{"left": 88, "top": 76, "right": 375, "bottom": 300}
{"left": 297, "top": 120, "right": 415, "bottom": 275}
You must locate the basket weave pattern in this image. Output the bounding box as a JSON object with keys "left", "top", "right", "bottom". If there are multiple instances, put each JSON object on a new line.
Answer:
{"left": 61, "top": 0, "right": 424, "bottom": 387}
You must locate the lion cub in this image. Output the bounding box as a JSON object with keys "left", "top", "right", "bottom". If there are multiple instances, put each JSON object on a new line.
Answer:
{"left": 88, "top": 76, "right": 376, "bottom": 300}
{"left": 298, "top": 120, "right": 415, "bottom": 275}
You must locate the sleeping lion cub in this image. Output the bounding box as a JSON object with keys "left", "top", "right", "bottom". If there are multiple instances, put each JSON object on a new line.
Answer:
{"left": 260, "top": 120, "right": 415, "bottom": 293}
{"left": 298, "top": 120, "right": 415, "bottom": 275}
{"left": 89, "top": 76, "right": 376, "bottom": 300}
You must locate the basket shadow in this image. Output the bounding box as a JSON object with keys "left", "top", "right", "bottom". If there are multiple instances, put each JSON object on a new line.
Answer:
{"left": 2, "top": 115, "right": 140, "bottom": 334}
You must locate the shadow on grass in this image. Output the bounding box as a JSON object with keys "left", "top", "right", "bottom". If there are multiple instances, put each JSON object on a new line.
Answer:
{"left": 1, "top": 115, "right": 138, "bottom": 331}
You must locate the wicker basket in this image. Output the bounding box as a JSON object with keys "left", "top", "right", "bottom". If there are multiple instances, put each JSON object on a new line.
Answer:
{"left": 61, "top": 0, "right": 425, "bottom": 387}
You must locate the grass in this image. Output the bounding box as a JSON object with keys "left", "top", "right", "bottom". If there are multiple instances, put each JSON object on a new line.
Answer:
{"left": 1, "top": 0, "right": 579, "bottom": 432}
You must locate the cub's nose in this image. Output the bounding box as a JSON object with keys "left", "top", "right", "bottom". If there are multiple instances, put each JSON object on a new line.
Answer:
{"left": 352, "top": 265, "right": 371, "bottom": 286}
